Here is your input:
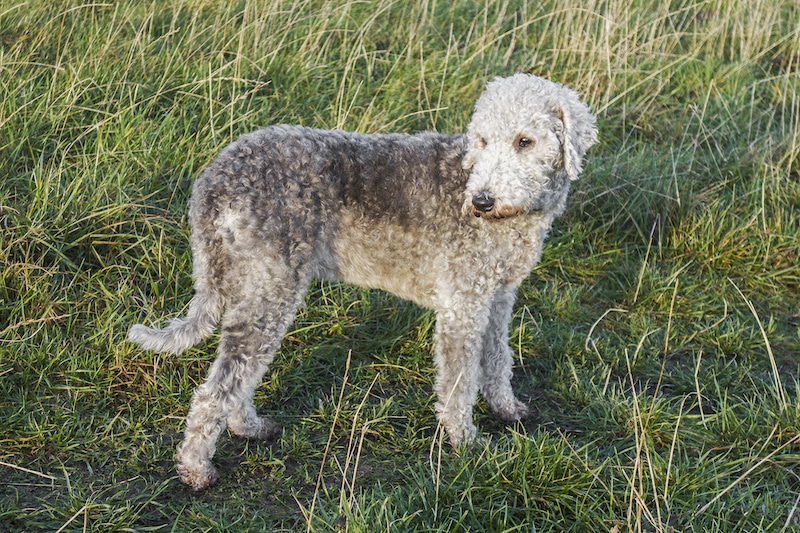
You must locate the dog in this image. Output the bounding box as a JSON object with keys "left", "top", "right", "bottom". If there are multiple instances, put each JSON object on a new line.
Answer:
{"left": 129, "top": 73, "right": 597, "bottom": 490}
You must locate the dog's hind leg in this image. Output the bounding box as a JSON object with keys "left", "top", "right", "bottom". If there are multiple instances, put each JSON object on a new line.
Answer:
{"left": 175, "top": 271, "right": 311, "bottom": 491}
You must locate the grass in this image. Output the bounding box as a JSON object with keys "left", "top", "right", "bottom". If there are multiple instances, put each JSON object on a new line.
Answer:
{"left": 1, "top": 0, "right": 799, "bottom": 531}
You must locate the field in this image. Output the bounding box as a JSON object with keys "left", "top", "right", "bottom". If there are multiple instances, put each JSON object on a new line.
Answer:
{"left": 1, "top": 0, "right": 799, "bottom": 531}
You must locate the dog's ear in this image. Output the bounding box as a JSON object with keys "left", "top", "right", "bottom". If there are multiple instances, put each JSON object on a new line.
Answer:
{"left": 557, "top": 93, "right": 598, "bottom": 181}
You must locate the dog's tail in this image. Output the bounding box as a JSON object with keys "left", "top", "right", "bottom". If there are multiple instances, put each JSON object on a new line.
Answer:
{"left": 128, "top": 290, "right": 222, "bottom": 355}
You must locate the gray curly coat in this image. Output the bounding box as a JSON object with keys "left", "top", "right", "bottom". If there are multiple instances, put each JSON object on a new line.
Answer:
{"left": 129, "top": 73, "right": 598, "bottom": 490}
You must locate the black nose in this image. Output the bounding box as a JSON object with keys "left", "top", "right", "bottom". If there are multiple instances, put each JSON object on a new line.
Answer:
{"left": 472, "top": 192, "right": 495, "bottom": 212}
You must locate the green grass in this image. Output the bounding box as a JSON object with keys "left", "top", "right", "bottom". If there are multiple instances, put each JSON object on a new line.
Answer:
{"left": 1, "top": 0, "right": 799, "bottom": 531}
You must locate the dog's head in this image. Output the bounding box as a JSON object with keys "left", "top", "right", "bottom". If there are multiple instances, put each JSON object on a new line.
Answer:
{"left": 461, "top": 73, "right": 597, "bottom": 220}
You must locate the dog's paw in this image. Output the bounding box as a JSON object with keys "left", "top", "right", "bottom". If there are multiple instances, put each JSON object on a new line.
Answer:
{"left": 228, "top": 414, "right": 280, "bottom": 440}
{"left": 177, "top": 461, "right": 220, "bottom": 491}
{"left": 491, "top": 398, "right": 529, "bottom": 423}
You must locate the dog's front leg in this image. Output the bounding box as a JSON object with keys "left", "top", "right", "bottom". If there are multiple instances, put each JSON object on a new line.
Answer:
{"left": 432, "top": 306, "right": 491, "bottom": 447}
{"left": 479, "top": 287, "right": 529, "bottom": 422}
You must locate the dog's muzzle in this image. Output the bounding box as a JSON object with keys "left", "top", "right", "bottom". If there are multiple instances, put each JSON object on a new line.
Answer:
{"left": 471, "top": 192, "right": 496, "bottom": 214}
{"left": 466, "top": 191, "right": 522, "bottom": 220}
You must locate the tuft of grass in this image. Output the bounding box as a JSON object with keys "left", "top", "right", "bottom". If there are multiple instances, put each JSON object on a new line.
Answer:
{"left": 1, "top": 0, "right": 798, "bottom": 531}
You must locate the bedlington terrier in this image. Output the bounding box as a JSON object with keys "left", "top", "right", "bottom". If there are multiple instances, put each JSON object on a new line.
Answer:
{"left": 128, "top": 73, "right": 597, "bottom": 490}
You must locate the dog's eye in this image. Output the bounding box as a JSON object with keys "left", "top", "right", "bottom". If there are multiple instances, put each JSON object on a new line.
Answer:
{"left": 517, "top": 137, "right": 533, "bottom": 148}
